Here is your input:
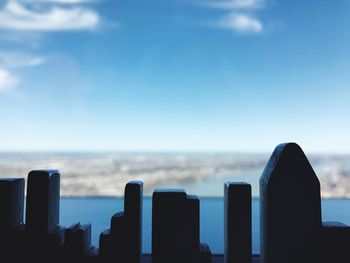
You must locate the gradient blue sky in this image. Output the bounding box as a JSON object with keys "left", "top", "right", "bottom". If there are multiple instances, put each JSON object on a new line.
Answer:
{"left": 0, "top": 0, "right": 349, "bottom": 153}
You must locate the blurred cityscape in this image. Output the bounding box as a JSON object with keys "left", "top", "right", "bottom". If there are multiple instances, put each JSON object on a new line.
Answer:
{"left": 0, "top": 152, "right": 349, "bottom": 198}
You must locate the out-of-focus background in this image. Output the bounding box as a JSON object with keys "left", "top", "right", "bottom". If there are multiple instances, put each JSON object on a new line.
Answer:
{"left": 1, "top": 152, "right": 350, "bottom": 197}
{"left": 0, "top": 0, "right": 349, "bottom": 197}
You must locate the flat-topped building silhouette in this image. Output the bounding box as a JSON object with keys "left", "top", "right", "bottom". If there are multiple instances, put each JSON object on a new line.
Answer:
{"left": 99, "top": 181, "right": 143, "bottom": 263}
{"left": 24, "top": 170, "right": 65, "bottom": 259}
{"left": 0, "top": 178, "right": 24, "bottom": 236}
{"left": 152, "top": 189, "right": 211, "bottom": 263}
{"left": 0, "top": 142, "right": 348, "bottom": 263}
{"left": 321, "top": 222, "right": 350, "bottom": 263}
{"left": 64, "top": 223, "right": 92, "bottom": 257}
{"left": 224, "top": 182, "right": 252, "bottom": 263}
{"left": 0, "top": 178, "right": 25, "bottom": 262}
{"left": 26, "top": 170, "right": 61, "bottom": 235}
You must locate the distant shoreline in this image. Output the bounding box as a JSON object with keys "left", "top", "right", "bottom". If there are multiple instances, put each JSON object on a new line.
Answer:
{"left": 0, "top": 152, "right": 349, "bottom": 197}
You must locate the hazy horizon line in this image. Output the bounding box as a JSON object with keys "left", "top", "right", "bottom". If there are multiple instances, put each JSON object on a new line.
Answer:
{"left": 0, "top": 149, "right": 349, "bottom": 156}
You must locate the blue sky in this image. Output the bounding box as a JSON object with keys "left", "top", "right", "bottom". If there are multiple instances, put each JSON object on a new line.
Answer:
{"left": 0, "top": 0, "right": 349, "bottom": 153}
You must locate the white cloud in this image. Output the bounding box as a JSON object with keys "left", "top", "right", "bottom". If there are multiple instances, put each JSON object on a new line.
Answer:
{"left": 200, "top": 0, "right": 265, "bottom": 34}
{"left": 0, "top": 51, "right": 44, "bottom": 94}
{"left": 202, "top": 0, "right": 264, "bottom": 10}
{"left": 0, "top": 51, "right": 46, "bottom": 68}
{"left": 0, "top": 1, "right": 99, "bottom": 31}
{"left": 0, "top": 0, "right": 104, "bottom": 95}
{"left": 215, "top": 12, "right": 263, "bottom": 33}
{"left": 23, "top": 0, "right": 95, "bottom": 3}
{"left": 0, "top": 68, "right": 19, "bottom": 93}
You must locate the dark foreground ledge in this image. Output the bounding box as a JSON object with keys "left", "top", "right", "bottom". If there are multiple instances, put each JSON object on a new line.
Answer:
{"left": 141, "top": 254, "right": 260, "bottom": 262}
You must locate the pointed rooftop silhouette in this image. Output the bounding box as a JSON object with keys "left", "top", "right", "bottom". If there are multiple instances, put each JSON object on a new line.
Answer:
{"left": 260, "top": 143, "right": 322, "bottom": 263}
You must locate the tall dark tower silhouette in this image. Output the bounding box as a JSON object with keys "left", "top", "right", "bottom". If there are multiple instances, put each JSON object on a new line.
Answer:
{"left": 260, "top": 143, "right": 322, "bottom": 263}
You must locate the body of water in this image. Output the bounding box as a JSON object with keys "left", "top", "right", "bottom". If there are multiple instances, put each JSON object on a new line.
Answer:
{"left": 60, "top": 197, "right": 350, "bottom": 254}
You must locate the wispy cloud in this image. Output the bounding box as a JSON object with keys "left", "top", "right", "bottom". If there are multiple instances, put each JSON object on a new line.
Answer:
{"left": 0, "top": 1, "right": 100, "bottom": 31}
{"left": 0, "top": 0, "right": 106, "bottom": 95}
{"left": 215, "top": 12, "right": 263, "bottom": 33}
{"left": 0, "top": 68, "right": 19, "bottom": 93}
{"left": 23, "top": 0, "right": 95, "bottom": 3}
{"left": 202, "top": 0, "right": 264, "bottom": 10}
{"left": 0, "top": 51, "right": 46, "bottom": 68}
{"left": 0, "top": 51, "right": 46, "bottom": 94}
{"left": 200, "top": 0, "right": 266, "bottom": 34}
